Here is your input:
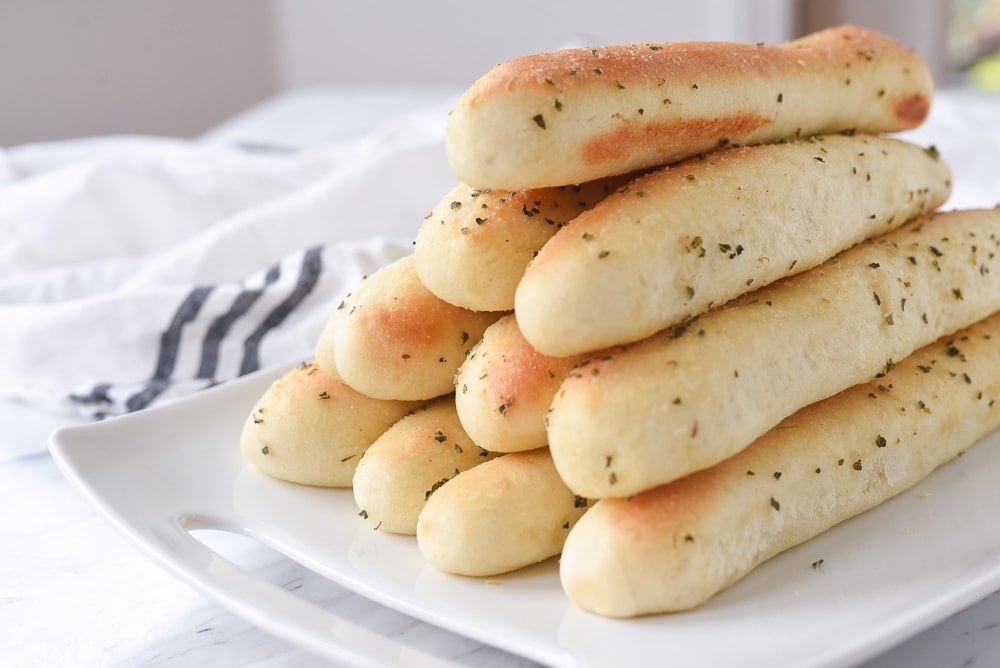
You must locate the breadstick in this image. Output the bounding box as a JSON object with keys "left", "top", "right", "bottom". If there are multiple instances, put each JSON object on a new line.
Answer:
{"left": 414, "top": 175, "right": 632, "bottom": 311}
{"left": 548, "top": 207, "right": 1000, "bottom": 498}
{"left": 516, "top": 134, "right": 951, "bottom": 356}
{"left": 240, "top": 361, "right": 420, "bottom": 487}
{"left": 417, "top": 448, "right": 589, "bottom": 576}
{"left": 313, "top": 312, "right": 342, "bottom": 381}
{"left": 447, "top": 25, "right": 933, "bottom": 190}
{"left": 560, "top": 311, "right": 1000, "bottom": 617}
{"left": 352, "top": 396, "right": 500, "bottom": 535}
{"left": 455, "top": 314, "right": 587, "bottom": 452}
{"left": 318, "top": 255, "right": 499, "bottom": 401}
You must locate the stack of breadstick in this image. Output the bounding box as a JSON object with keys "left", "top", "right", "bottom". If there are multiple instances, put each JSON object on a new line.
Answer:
{"left": 240, "top": 25, "right": 1000, "bottom": 618}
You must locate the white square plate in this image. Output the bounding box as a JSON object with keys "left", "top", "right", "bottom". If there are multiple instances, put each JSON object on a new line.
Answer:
{"left": 49, "top": 364, "right": 1000, "bottom": 667}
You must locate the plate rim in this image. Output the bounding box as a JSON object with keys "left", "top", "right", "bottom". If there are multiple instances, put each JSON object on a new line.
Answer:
{"left": 48, "top": 364, "right": 1000, "bottom": 668}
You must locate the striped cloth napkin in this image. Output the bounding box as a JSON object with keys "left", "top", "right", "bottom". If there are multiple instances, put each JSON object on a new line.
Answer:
{"left": 0, "top": 107, "right": 454, "bottom": 418}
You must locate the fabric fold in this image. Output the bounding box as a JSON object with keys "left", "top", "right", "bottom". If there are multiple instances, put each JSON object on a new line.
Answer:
{"left": 0, "top": 103, "right": 454, "bottom": 418}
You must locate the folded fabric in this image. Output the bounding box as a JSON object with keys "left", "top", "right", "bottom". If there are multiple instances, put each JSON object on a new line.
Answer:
{"left": 0, "top": 103, "right": 455, "bottom": 418}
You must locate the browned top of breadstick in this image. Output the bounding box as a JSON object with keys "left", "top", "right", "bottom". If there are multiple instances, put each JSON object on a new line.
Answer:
{"left": 469, "top": 26, "right": 928, "bottom": 123}
{"left": 455, "top": 314, "right": 589, "bottom": 452}
{"left": 324, "top": 255, "right": 499, "bottom": 401}
{"left": 447, "top": 25, "right": 932, "bottom": 189}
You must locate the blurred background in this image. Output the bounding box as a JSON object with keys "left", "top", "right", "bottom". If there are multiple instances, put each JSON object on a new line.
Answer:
{"left": 1, "top": 0, "right": 998, "bottom": 147}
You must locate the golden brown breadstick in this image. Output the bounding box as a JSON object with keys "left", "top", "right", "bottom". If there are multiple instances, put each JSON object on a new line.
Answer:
{"left": 414, "top": 175, "right": 632, "bottom": 311}
{"left": 454, "top": 314, "right": 587, "bottom": 452}
{"left": 515, "top": 134, "right": 951, "bottom": 356}
{"left": 548, "top": 208, "right": 1000, "bottom": 498}
{"left": 447, "top": 25, "right": 933, "bottom": 189}
{"left": 318, "top": 255, "right": 499, "bottom": 401}
{"left": 417, "top": 448, "right": 589, "bottom": 576}
{"left": 352, "top": 396, "right": 500, "bottom": 535}
{"left": 240, "top": 361, "right": 420, "bottom": 486}
{"left": 561, "top": 311, "right": 1000, "bottom": 616}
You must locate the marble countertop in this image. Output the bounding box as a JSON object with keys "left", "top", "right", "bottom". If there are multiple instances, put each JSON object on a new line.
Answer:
{"left": 4, "top": 85, "right": 1000, "bottom": 666}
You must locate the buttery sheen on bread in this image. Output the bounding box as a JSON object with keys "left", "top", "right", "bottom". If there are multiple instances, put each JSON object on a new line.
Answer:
{"left": 455, "top": 314, "right": 587, "bottom": 452}
{"left": 318, "top": 254, "right": 499, "bottom": 401}
{"left": 516, "top": 134, "right": 952, "bottom": 356}
{"left": 560, "top": 310, "right": 1000, "bottom": 616}
{"left": 548, "top": 208, "right": 1000, "bottom": 499}
{"left": 447, "top": 25, "right": 933, "bottom": 189}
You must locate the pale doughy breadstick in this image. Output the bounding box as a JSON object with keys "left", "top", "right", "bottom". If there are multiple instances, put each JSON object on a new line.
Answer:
{"left": 414, "top": 175, "right": 632, "bottom": 311}
{"left": 515, "top": 134, "right": 951, "bottom": 356}
{"left": 455, "top": 314, "right": 587, "bottom": 452}
{"left": 560, "top": 311, "right": 1000, "bottom": 616}
{"left": 548, "top": 208, "right": 1000, "bottom": 498}
{"left": 352, "top": 396, "right": 500, "bottom": 535}
{"left": 319, "top": 255, "right": 499, "bottom": 401}
{"left": 313, "top": 312, "right": 342, "bottom": 381}
{"left": 240, "top": 361, "right": 420, "bottom": 487}
{"left": 447, "top": 25, "right": 933, "bottom": 189}
{"left": 417, "top": 448, "right": 589, "bottom": 576}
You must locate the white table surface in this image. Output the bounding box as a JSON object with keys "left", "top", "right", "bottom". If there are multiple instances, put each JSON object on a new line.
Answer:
{"left": 3, "top": 85, "right": 1000, "bottom": 667}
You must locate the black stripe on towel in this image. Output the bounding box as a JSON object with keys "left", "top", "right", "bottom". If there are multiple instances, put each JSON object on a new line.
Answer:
{"left": 68, "top": 383, "right": 113, "bottom": 407}
{"left": 124, "top": 285, "right": 214, "bottom": 412}
{"left": 196, "top": 262, "right": 282, "bottom": 380}
{"left": 239, "top": 245, "right": 324, "bottom": 375}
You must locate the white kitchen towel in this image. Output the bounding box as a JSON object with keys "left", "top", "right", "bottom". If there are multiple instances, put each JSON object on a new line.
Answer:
{"left": 0, "top": 103, "right": 456, "bottom": 418}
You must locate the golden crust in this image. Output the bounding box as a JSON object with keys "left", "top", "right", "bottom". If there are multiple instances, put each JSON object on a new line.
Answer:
{"left": 454, "top": 314, "right": 588, "bottom": 452}
{"left": 466, "top": 35, "right": 799, "bottom": 104}
{"left": 467, "top": 24, "right": 929, "bottom": 117}
{"left": 447, "top": 25, "right": 934, "bottom": 189}
{"left": 561, "top": 310, "right": 1000, "bottom": 616}
{"left": 582, "top": 113, "right": 771, "bottom": 166}
{"left": 327, "top": 255, "right": 500, "bottom": 401}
